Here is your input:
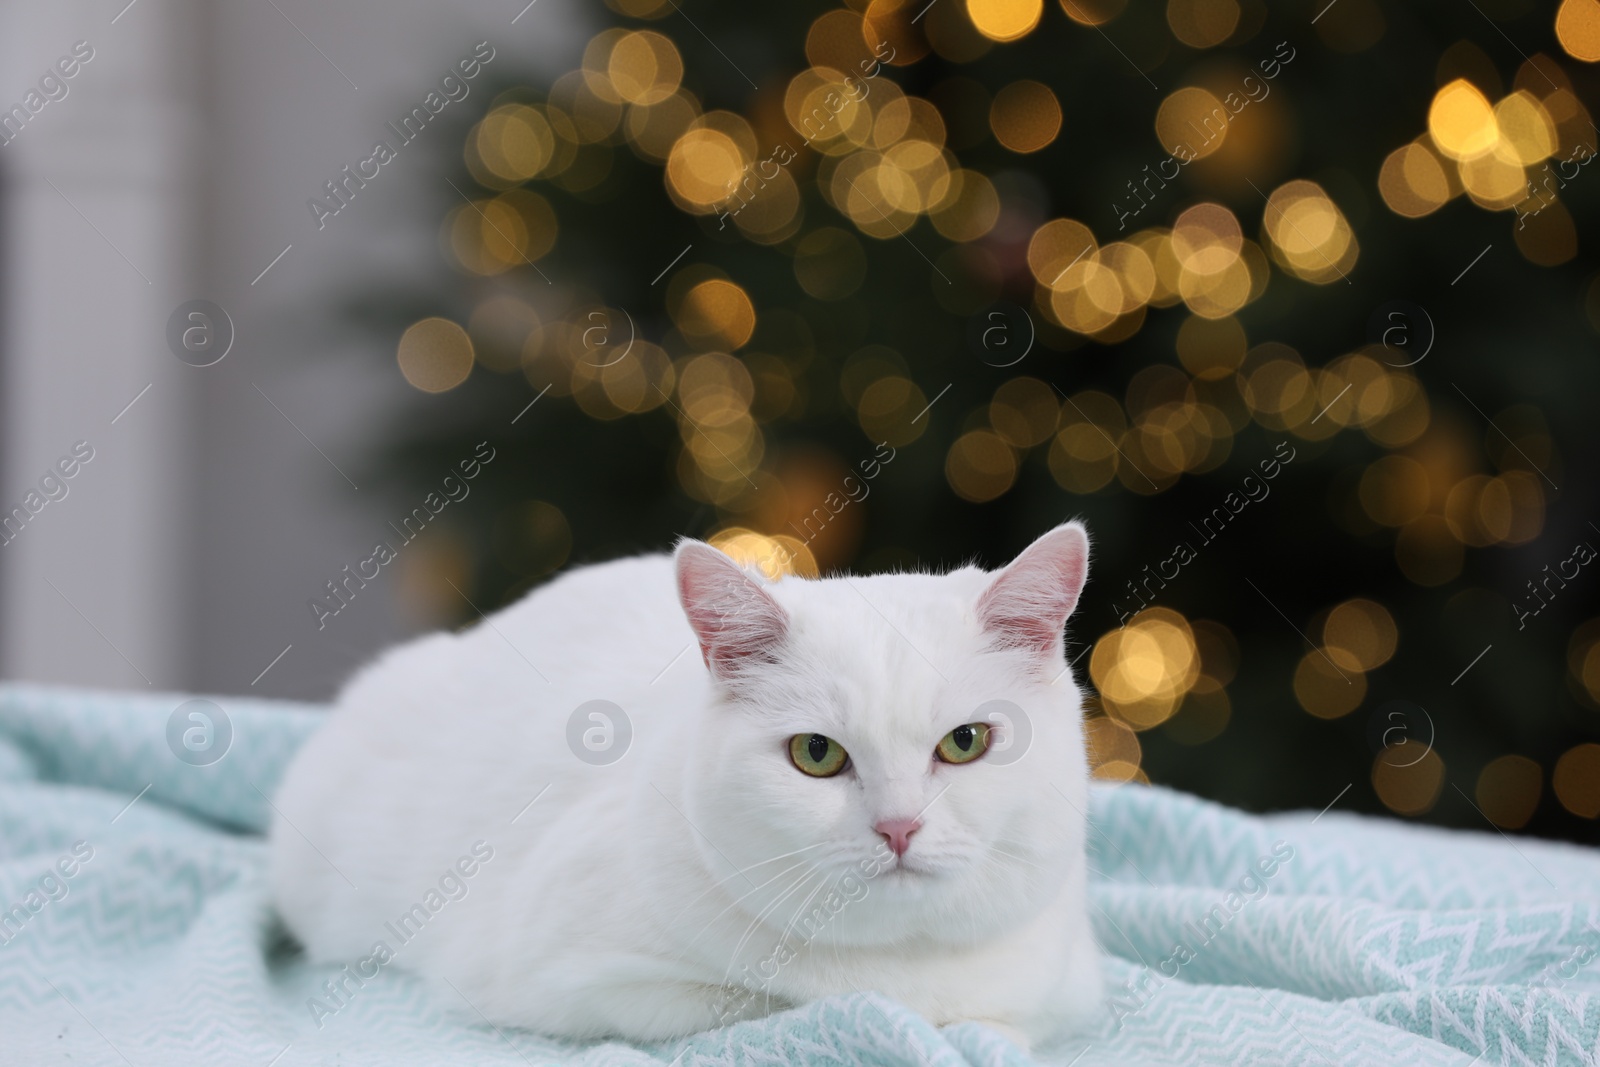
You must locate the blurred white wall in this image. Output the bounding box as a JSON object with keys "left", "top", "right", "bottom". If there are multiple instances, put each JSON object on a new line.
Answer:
{"left": 0, "top": 0, "right": 584, "bottom": 700}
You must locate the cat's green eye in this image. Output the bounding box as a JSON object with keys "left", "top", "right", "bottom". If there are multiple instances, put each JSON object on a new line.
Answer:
{"left": 789, "top": 733, "right": 849, "bottom": 777}
{"left": 934, "top": 723, "right": 992, "bottom": 765}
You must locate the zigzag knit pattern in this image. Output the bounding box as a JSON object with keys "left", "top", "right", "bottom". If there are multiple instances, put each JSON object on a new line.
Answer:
{"left": 0, "top": 682, "right": 1596, "bottom": 1066}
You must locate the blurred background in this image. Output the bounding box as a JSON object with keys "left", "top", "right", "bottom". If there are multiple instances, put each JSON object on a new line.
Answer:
{"left": 1, "top": 0, "right": 1597, "bottom": 843}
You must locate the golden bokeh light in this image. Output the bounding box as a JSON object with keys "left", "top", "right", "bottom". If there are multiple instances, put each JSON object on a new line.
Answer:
{"left": 1293, "top": 650, "right": 1367, "bottom": 719}
{"left": 1166, "top": 0, "right": 1240, "bottom": 48}
{"left": 1475, "top": 755, "right": 1543, "bottom": 830}
{"left": 945, "top": 430, "right": 1018, "bottom": 502}
{"left": 709, "top": 527, "right": 820, "bottom": 580}
{"left": 1130, "top": 228, "right": 1184, "bottom": 307}
{"left": 967, "top": 0, "right": 1044, "bottom": 42}
{"left": 1261, "top": 180, "right": 1358, "bottom": 283}
{"left": 989, "top": 80, "right": 1063, "bottom": 152}
{"left": 1172, "top": 202, "right": 1242, "bottom": 272}
{"left": 857, "top": 375, "right": 931, "bottom": 447}
{"left": 1553, "top": 742, "right": 1600, "bottom": 817}
{"left": 677, "top": 351, "right": 754, "bottom": 426}
{"left": 1091, "top": 609, "right": 1202, "bottom": 730}
{"left": 1168, "top": 202, "right": 1259, "bottom": 319}
{"left": 607, "top": 30, "right": 684, "bottom": 106}
{"left": 1372, "top": 744, "right": 1445, "bottom": 816}
{"left": 1429, "top": 79, "right": 1499, "bottom": 160}
{"left": 1459, "top": 149, "right": 1528, "bottom": 210}
{"left": 1048, "top": 390, "right": 1125, "bottom": 493}
{"left": 551, "top": 69, "right": 625, "bottom": 145}
{"left": 675, "top": 279, "right": 756, "bottom": 349}
{"left": 806, "top": 9, "right": 872, "bottom": 72}
{"left": 1028, "top": 218, "right": 1098, "bottom": 285}
{"left": 1557, "top": 0, "right": 1600, "bottom": 62}
{"left": 471, "top": 104, "right": 558, "bottom": 184}
{"left": 930, "top": 169, "right": 1001, "bottom": 241}
{"left": 865, "top": 0, "right": 931, "bottom": 65}
{"left": 1569, "top": 621, "right": 1600, "bottom": 707}
{"left": 1378, "top": 141, "right": 1452, "bottom": 218}
{"left": 571, "top": 339, "right": 676, "bottom": 418}
{"left": 989, "top": 377, "right": 1060, "bottom": 448}
{"left": 1085, "top": 712, "right": 1145, "bottom": 782}
{"left": 1058, "top": 0, "right": 1127, "bottom": 25}
{"left": 579, "top": 29, "right": 629, "bottom": 105}
{"left": 1238, "top": 347, "right": 1315, "bottom": 431}
{"left": 875, "top": 138, "right": 956, "bottom": 213}
{"left": 729, "top": 168, "right": 804, "bottom": 245}
{"left": 446, "top": 190, "right": 558, "bottom": 275}
{"left": 1049, "top": 260, "right": 1124, "bottom": 334}
{"left": 665, "top": 125, "right": 747, "bottom": 211}
{"left": 1322, "top": 599, "right": 1398, "bottom": 672}
{"left": 398, "top": 318, "right": 474, "bottom": 393}
{"left": 1155, "top": 87, "right": 1230, "bottom": 160}
{"left": 784, "top": 67, "right": 874, "bottom": 154}
{"left": 1493, "top": 90, "right": 1557, "bottom": 165}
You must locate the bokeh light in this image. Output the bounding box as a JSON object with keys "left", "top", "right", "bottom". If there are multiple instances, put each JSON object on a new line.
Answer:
{"left": 708, "top": 527, "right": 820, "bottom": 579}
{"left": 1155, "top": 87, "right": 1230, "bottom": 160}
{"left": 1085, "top": 709, "right": 1147, "bottom": 783}
{"left": 398, "top": 318, "right": 474, "bottom": 393}
{"left": 967, "top": 0, "right": 1045, "bottom": 42}
{"left": 1557, "top": 0, "right": 1600, "bottom": 62}
{"left": 1294, "top": 650, "right": 1366, "bottom": 719}
{"left": 1261, "top": 180, "right": 1358, "bottom": 283}
{"left": 1475, "top": 755, "right": 1542, "bottom": 830}
{"left": 989, "top": 80, "right": 1062, "bottom": 152}
{"left": 607, "top": 31, "right": 683, "bottom": 105}
{"left": 1166, "top": 0, "right": 1239, "bottom": 48}
{"left": 945, "top": 430, "right": 1017, "bottom": 502}
{"left": 1322, "top": 599, "right": 1398, "bottom": 672}
{"left": 1553, "top": 743, "right": 1600, "bottom": 817}
{"left": 1372, "top": 743, "right": 1445, "bottom": 816}
{"left": 1091, "top": 608, "right": 1202, "bottom": 730}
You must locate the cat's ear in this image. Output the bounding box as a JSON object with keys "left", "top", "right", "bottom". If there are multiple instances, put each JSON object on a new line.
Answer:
{"left": 976, "top": 522, "right": 1090, "bottom": 660}
{"left": 675, "top": 540, "right": 790, "bottom": 680}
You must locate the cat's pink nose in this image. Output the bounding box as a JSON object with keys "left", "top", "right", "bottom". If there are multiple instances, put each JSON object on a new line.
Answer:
{"left": 873, "top": 817, "right": 922, "bottom": 857}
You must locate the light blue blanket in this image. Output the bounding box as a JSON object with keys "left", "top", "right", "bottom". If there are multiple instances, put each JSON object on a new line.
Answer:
{"left": 1, "top": 682, "right": 1597, "bottom": 1066}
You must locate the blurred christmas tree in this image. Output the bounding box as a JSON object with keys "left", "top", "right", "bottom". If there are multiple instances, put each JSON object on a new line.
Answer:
{"left": 352, "top": 0, "right": 1600, "bottom": 843}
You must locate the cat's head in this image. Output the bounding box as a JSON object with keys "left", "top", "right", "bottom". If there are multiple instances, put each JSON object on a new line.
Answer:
{"left": 674, "top": 522, "right": 1092, "bottom": 949}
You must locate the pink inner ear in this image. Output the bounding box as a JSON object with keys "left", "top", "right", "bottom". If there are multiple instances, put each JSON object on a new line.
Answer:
{"left": 977, "top": 524, "right": 1089, "bottom": 658}
{"left": 676, "top": 542, "right": 789, "bottom": 678}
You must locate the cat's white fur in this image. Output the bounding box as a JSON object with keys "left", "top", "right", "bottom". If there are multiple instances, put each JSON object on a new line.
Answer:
{"left": 270, "top": 523, "right": 1102, "bottom": 1048}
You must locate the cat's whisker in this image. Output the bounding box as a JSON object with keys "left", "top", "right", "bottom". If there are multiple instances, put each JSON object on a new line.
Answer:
{"left": 664, "top": 839, "right": 834, "bottom": 928}
{"left": 759, "top": 867, "right": 838, "bottom": 1016}
{"left": 771, "top": 864, "right": 835, "bottom": 957}
{"left": 719, "top": 862, "right": 825, "bottom": 973}
{"left": 989, "top": 843, "right": 1050, "bottom": 873}
{"left": 668, "top": 857, "right": 820, "bottom": 967}
{"left": 718, "top": 863, "right": 830, "bottom": 989}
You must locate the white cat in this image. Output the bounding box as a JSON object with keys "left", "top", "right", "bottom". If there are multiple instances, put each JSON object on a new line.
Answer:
{"left": 270, "top": 522, "right": 1103, "bottom": 1049}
